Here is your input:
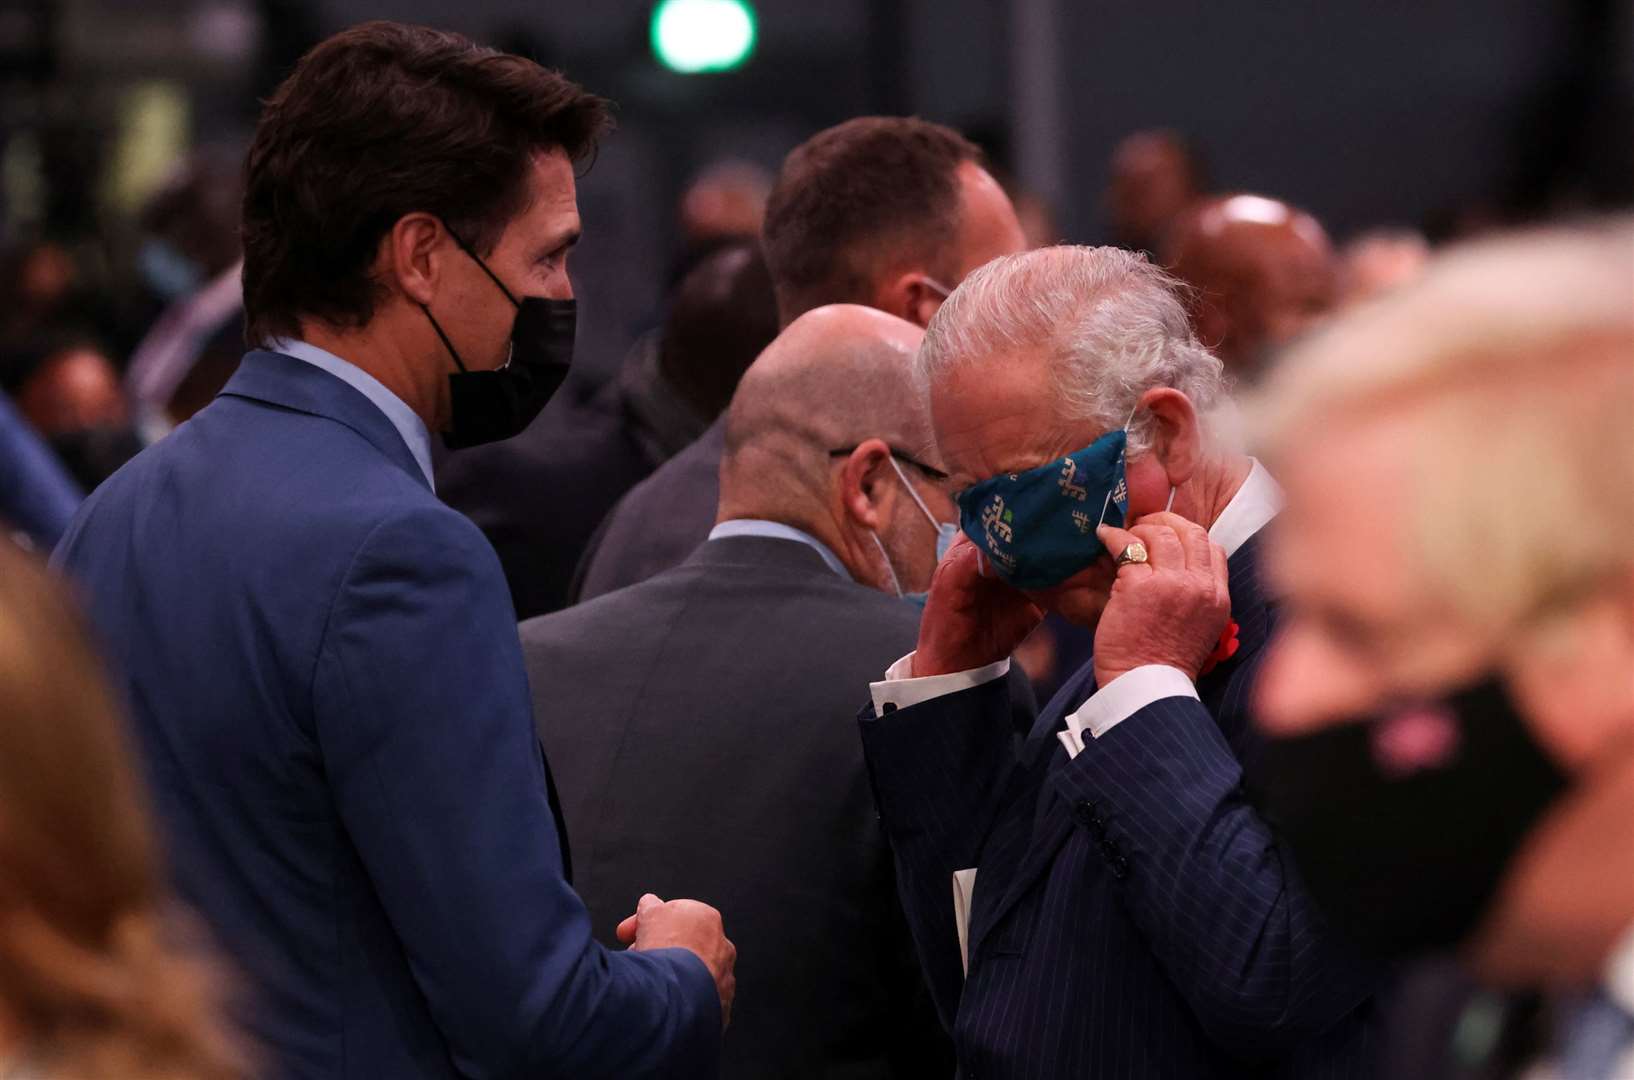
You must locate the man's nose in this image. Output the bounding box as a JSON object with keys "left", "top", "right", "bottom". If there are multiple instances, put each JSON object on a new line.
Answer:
{"left": 544, "top": 270, "right": 575, "bottom": 302}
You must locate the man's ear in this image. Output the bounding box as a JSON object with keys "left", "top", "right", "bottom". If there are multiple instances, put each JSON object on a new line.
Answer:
{"left": 383, "top": 212, "right": 447, "bottom": 307}
{"left": 1140, "top": 386, "right": 1202, "bottom": 487}
{"left": 839, "top": 438, "right": 898, "bottom": 531}
{"left": 878, "top": 272, "right": 945, "bottom": 329}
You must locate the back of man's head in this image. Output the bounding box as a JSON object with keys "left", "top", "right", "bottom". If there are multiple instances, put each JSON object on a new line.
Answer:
{"left": 1162, "top": 193, "right": 1336, "bottom": 379}
{"left": 761, "top": 117, "right": 1014, "bottom": 327}
{"left": 241, "top": 21, "right": 611, "bottom": 345}
{"left": 718, "top": 306, "right": 948, "bottom": 592}
{"left": 658, "top": 241, "right": 779, "bottom": 423}
{"left": 721, "top": 305, "right": 928, "bottom": 511}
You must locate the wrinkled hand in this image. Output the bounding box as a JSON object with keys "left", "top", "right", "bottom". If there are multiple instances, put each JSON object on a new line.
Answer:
{"left": 617, "top": 893, "right": 737, "bottom": 1029}
{"left": 911, "top": 533, "right": 1045, "bottom": 677}
{"left": 1092, "top": 512, "right": 1230, "bottom": 688}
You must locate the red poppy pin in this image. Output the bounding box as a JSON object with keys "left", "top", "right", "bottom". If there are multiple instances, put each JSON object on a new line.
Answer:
{"left": 1198, "top": 619, "right": 1240, "bottom": 678}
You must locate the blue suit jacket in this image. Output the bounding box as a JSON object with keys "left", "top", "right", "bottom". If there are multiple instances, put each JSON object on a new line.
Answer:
{"left": 54, "top": 351, "right": 720, "bottom": 1079}
{"left": 859, "top": 539, "right": 1378, "bottom": 1078}
{"left": 0, "top": 386, "right": 81, "bottom": 548}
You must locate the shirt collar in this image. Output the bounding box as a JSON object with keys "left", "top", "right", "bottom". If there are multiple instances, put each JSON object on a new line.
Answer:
{"left": 707, "top": 519, "right": 853, "bottom": 581}
{"left": 269, "top": 338, "right": 435, "bottom": 491}
{"left": 1606, "top": 920, "right": 1634, "bottom": 1017}
{"left": 1208, "top": 457, "right": 1283, "bottom": 558}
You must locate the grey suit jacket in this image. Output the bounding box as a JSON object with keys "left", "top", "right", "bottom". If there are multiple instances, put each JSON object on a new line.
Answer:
{"left": 570, "top": 419, "right": 724, "bottom": 603}
{"left": 520, "top": 535, "right": 953, "bottom": 1079}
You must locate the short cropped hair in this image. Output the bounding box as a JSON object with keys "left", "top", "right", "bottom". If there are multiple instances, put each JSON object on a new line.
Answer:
{"left": 761, "top": 117, "right": 981, "bottom": 324}
{"left": 242, "top": 21, "right": 611, "bottom": 345}
{"left": 917, "top": 245, "right": 1229, "bottom": 454}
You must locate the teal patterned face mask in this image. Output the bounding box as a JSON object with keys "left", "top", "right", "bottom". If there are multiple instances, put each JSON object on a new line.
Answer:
{"left": 954, "top": 425, "right": 1131, "bottom": 590}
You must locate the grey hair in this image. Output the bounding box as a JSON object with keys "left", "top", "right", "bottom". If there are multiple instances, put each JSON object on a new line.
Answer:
{"left": 915, "top": 245, "right": 1230, "bottom": 454}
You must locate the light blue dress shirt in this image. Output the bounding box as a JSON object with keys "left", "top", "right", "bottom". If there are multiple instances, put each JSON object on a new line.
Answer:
{"left": 269, "top": 338, "right": 436, "bottom": 490}
{"left": 708, "top": 518, "right": 852, "bottom": 581}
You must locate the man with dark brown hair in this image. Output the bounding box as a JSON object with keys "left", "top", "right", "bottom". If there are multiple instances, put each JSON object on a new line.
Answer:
{"left": 762, "top": 116, "right": 1026, "bottom": 327}
{"left": 577, "top": 115, "right": 1026, "bottom": 600}
{"left": 54, "top": 22, "right": 733, "bottom": 1079}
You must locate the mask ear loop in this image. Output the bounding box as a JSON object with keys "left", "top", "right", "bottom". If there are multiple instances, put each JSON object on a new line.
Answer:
{"left": 1096, "top": 400, "right": 1146, "bottom": 529}
{"left": 869, "top": 532, "right": 904, "bottom": 598}
{"left": 443, "top": 222, "right": 524, "bottom": 308}
{"left": 422, "top": 304, "right": 468, "bottom": 373}
{"left": 887, "top": 455, "right": 942, "bottom": 530}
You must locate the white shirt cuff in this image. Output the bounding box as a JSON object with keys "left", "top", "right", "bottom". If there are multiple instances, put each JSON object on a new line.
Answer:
{"left": 1061, "top": 665, "right": 1199, "bottom": 751}
{"left": 869, "top": 651, "right": 1011, "bottom": 715}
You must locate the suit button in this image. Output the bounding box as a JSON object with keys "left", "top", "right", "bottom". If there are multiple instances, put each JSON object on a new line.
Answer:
{"left": 1073, "top": 801, "right": 1100, "bottom": 827}
{"left": 1111, "top": 855, "right": 1130, "bottom": 879}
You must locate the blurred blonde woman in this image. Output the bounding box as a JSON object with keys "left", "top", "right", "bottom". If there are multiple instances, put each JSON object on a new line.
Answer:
{"left": 0, "top": 540, "right": 247, "bottom": 1079}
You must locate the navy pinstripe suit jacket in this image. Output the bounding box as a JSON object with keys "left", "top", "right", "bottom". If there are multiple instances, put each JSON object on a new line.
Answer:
{"left": 859, "top": 538, "right": 1378, "bottom": 1078}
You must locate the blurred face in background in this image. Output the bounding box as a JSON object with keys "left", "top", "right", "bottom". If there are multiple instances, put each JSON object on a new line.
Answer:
{"left": 1251, "top": 332, "right": 1634, "bottom": 982}
{"left": 1106, "top": 131, "right": 1200, "bottom": 252}
{"left": 1255, "top": 378, "right": 1634, "bottom": 769}
{"left": 16, "top": 346, "right": 128, "bottom": 435}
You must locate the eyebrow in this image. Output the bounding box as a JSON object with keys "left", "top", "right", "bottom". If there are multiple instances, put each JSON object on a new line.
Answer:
{"left": 535, "top": 229, "right": 580, "bottom": 263}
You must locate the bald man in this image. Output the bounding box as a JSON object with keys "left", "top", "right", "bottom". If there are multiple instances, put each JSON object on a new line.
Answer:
{"left": 518, "top": 305, "right": 966, "bottom": 1078}
{"left": 1164, "top": 193, "right": 1337, "bottom": 380}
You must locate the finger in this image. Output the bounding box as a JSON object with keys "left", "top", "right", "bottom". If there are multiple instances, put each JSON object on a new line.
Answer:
{"left": 615, "top": 914, "right": 638, "bottom": 945}
{"left": 1096, "top": 523, "right": 1154, "bottom": 579}
{"left": 636, "top": 892, "right": 663, "bottom": 915}
{"left": 1128, "top": 522, "right": 1186, "bottom": 571}
{"left": 1176, "top": 518, "right": 1214, "bottom": 572}
{"left": 1095, "top": 522, "right": 1137, "bottom": 559}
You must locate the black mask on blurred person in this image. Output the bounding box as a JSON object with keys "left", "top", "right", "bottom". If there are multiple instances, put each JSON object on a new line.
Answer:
{"left": 421, "top": 228, "right": 575, "bottom": 449}
{"left": 1248, "top": 676, "right": 1569, "bottom": 956}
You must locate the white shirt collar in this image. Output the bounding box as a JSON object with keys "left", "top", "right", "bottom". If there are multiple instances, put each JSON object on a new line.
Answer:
{"left": 1605, "top": 920, "right": 1634, "bottom": 1017}
{"left": 269, "top": 338, "right": 435, "bottom": 490}
{"left": 1208, "top": 457, "right": 1283, "bottom": 557}
{"left": 707, "top": 519, "right": 853, "bottom": 581}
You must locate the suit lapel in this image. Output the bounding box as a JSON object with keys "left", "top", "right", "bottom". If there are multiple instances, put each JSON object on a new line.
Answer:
{"left": 968, "top": 538, "right": 1278, "bottom": 963}
{"left": 218, "top": 350, "right": 431, "bottom": 490}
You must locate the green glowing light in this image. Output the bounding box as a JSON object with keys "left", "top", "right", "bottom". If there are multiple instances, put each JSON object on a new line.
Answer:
{"left": 651, "top": 0, "right": 757, "bottom": 74}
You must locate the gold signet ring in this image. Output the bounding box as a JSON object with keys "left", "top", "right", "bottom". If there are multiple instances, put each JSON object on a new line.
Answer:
{"left": 1115, "top": 541, "right": 1149, "bottom": 567}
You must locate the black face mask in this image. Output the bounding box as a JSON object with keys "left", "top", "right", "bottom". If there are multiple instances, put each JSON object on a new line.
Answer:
{"left": 1247, "top": 676, "right": 1569, "bottom": 957}
{"left": 421, "top": 230, "right": 575, "bottom": 449}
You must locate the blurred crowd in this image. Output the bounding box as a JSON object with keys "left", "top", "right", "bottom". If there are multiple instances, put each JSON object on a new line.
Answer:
{"left": 0, "top": 16, "right": 1629, "bottom": 1080}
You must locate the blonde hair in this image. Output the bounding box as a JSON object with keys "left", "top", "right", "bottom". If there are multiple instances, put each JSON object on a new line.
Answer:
{"left": 1255, "top": 218, "right": 1634, "bottom": 628}
{"left": 0, "top": 541, "right": 249, "bottom": 1080}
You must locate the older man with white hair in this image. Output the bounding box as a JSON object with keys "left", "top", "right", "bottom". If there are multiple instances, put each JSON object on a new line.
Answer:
{"left": 858, "top": 246, "right": 1376, "bottom": 1077}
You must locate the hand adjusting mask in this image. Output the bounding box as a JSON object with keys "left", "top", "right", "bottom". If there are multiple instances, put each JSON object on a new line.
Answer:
{"left": 421, "top": 224, "right": 576, "bottom": 449}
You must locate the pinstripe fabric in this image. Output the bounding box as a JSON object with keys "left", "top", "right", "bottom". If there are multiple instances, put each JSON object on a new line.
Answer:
{"left": 859, "top": 538, "right": 1379, "bottom": 1078}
